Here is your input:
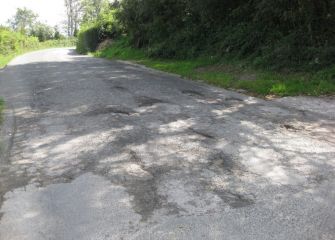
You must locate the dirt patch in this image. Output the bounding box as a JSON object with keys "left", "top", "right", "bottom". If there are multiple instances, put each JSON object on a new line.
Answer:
{"left": 96, "top": 39, "right": 113, "bottom": 51}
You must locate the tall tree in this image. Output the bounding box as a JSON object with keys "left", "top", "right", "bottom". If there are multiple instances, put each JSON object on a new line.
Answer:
{"left": 81, "top": 0, "right": 109, "bottom": 23}
{"left": 8, "top": 7, "right": 38, "bottom": 34}
{"left": 64, "top": 0, "right": 83, "bottom": 36}
{"left": 30, "top": 22, "right": 54, "bottom": 42}
{"left": 54, "top": 26, "right": 62, "bottom": 40}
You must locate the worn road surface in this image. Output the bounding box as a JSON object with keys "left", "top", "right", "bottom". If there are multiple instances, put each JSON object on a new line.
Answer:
{"left": 0, "top": 48, "right": 334, "bottom": 240}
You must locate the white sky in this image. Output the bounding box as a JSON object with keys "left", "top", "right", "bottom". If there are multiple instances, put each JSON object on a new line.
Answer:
{"left": 0, "top": 0, "right": 66, "bottom": 27}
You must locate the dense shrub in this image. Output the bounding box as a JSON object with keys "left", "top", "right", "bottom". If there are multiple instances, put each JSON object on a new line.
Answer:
{"left": 77, "top": 24, "right": 100, "bottom": 53}
{"left": 0, "top": 27, "right": 39, "bottom": 55}
{"left": 30, "top": 23, "right": 55, "bottom": 42}
{"left": 117, "top": 0, "right": 335, "bottom": 70}
{"left": 77, "top": 9, "right": 121, "bottom": 54}
{"left": 39, "top": 38, "right": 77, "bottom": 48}
{"left": 0, "top": 27, "right": 76, "bottom": 68}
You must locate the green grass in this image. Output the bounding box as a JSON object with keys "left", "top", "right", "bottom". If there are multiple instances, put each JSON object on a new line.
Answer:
{"left": 94, "top": 38, "right": 335, "bottom": 97}
{"left": 193, "top": 68, "right": 335, "bottom": 96}
{"left": 0, "top": 38, "right": 76, "bottom": 69}
{"left": 0, "top": 54, "right": 15, "bottom": 69}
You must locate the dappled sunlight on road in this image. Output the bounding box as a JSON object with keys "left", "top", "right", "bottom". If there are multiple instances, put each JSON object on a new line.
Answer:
{"left": 0, "top": 48, "right": 334, "bottom": 239}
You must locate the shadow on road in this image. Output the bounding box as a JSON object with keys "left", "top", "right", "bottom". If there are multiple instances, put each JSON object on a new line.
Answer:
{"left": 0, "top": 49, "right": 334, "bottom": 239}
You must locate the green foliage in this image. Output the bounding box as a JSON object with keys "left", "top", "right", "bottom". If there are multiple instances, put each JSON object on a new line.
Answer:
{"left": 77, "top": 23, "right": 100, "bottom": 53}
{"left": 76, "top": 8, "right": 121, "bottom": 54}
{"left": 81, "top": 0, "right": 110, "bottom": 23}
{"left": 0, "top": 27, "right": 76, "bottom": 68}
{"left": 0, "top": 27, "right": 39, "bottom": 56}
{"left": 53, "top": 26, "right": 65, "bottom": 40}
{"left": 78, "top": 0, "right": 335, "bottom": 69}
{"left": 8, "top": 7, "right": 38, "bottom": 34}
{"left": 7, "top": 8, "right": 65, "bottom": 42}
{"left": 79, "top": 0, "right": 335, "bottom": 96}
{"left": 30, "top": 22, "right": 54, "bottom": 42}
{"left": 39, "top": 38, "right": 77, "bottom": 48}
{"left": 96, "top": 37, "right": 145, "bottom": 60}
{"left": 96, "top": 37, "right": 335, "bottom": 96}
{"left": 117, "top": 0, "right": 335, "bottom": 70}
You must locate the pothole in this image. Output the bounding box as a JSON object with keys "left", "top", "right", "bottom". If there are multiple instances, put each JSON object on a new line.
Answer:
{"left": 208, "top": 152, "right": 244, "bottom": 174}
{"left": 136, "top": 96, "right": 166, "bottom": 107}
{"left": 212, "top": 189, "right": 255, "bottom": 208}
{"left": 111, "top": 86, "right": 128, "bottom": 91}
{"left": 118, "top": 150, "right": 181, "bottom": 221}
{"left": 85, "top": 105, "right": 135, "bottom": 116}
{"left": 281, "top": 124, "right": 304, "bottom": 132}
{"left": 189, "top": 128, "right": 215, "bottom": 139}
{"left": 182, "top": 90, "right": 205, "bottom": 98}
{"left": 225, "top": 97, "right": 243, "bottom": 102}
{"left": 205, "top": 152, "right": 255, "bottom": 208}
{"left": 307, "top": 174, "right": 329, "bottom": 185}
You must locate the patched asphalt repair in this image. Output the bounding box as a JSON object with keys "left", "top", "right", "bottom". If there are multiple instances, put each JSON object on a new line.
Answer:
{"left": 0, "top": 49, "right": 334, "bottom": 240}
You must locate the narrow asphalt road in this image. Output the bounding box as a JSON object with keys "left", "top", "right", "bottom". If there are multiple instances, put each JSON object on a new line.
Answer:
{"left": 0, "top": 48, "right": 334, "bottom": 240}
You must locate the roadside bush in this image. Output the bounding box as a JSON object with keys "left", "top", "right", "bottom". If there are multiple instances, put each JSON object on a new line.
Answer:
{"left": 117, "top": 0, "right": 335, "bottom": 70}
{"left": 30, "top": 22, "right": 55, "bottom": 42}
{"left": 0, "top": 27, "right": 39, "bottom": 55}
{"left": 39, "top": 38, "right": 77, "bottom": 48}
{"left": 0, "top": 27, "right": 76, "bottom": 68}
{"left": 77, "top": 9, "right": 121, "bottom": 54}
{"left": 77, "top": 24, "right": 100, "bottom": 53}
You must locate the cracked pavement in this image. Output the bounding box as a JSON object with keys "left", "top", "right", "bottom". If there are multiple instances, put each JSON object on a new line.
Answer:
{"left": 0, "top": 48, "right": 334, "bottom": 240}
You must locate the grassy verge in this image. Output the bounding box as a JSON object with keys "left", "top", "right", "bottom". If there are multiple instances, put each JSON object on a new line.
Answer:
{"left": 0, "top": 39, "right": 76, "bottom": 69}
{"left": 94, "top": 38, "right": 335, "bottom": 97}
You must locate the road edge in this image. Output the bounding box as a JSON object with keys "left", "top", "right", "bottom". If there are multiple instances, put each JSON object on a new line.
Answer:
{"left": 0, "top": 104, "right": 16, "bottom": 164}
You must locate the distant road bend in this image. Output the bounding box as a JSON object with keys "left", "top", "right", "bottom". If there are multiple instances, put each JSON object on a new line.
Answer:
{"left": 0, "top": 48, "right": 334, "bottom": 240}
